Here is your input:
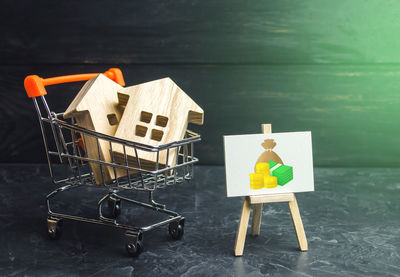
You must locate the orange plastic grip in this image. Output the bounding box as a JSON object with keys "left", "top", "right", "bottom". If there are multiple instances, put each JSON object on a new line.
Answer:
{"left": 24, "top": 68, "right": 125, "bottom": 98}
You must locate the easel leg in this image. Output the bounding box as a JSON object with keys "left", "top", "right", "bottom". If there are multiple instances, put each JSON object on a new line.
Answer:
{"left": 234, "top": 197, "right": 251, "bottom": 256}
{"left": 288, "top": 194, "right": 308, "bottom": 251}
{"left": 251, "top": 203, "right": 263, "bottom": 236}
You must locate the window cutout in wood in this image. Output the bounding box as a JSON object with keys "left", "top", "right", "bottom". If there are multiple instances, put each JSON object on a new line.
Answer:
{"left": 135, "top": 125, "right": 148, "bottom": 137}
{"left": 151, "top": 129, "right": 164, "bottom": 141}
{"left": 155, "top": 115, "right": 169, "bottom": 127}
{"left": 140, "top": 111, "right": 153, "bottom": 123}
{"left": 107, "top": 113, "right": 119, "bottom": 126}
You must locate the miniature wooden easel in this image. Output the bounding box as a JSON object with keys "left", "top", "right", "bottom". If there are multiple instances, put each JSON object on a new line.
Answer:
{"left": 234, "top": 123, "right": 308, "bottom": 256}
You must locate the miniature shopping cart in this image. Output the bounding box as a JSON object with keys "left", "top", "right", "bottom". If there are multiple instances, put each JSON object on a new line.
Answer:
{"left": 24, "top": 69, "right": 201, "bottom": 257}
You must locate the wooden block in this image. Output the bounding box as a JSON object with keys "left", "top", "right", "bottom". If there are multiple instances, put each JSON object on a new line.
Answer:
{"left": 288, "top": 195, "right": 308, "bottom": 251}
{"left": 234, "top": 197, "right": 251, "bottom": 256}
{"left": 112, "top": 77, "right": 204, "bottom": 171}
{"left": 63, "top": 74, "right": 127, "bottom": 184}
{"left": 261, "top": 123, "right": 272, "bottom": 134}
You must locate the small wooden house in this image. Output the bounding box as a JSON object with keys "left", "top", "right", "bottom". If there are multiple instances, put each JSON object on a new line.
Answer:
{"left": 112, "top": 77, "right": 204, "bottom": 171}
{"left": 63, "top": 74, "right": 126, "bottom": 183}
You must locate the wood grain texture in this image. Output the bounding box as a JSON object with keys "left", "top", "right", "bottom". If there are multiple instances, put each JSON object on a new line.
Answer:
{"left": 3, "top": 1, "right": 400, "bottom": 167}
{"left": 249, "top": 193, "right": 295, "bottom": 204}
{"left": 4, "top": 0, "right": 400, "bottom": 65}
{"left": 112, "top": 77, "right": 203, "bottom": 171}
{"left": 234, "top": 197, "right": 251, "bottom": 256}
{"left": 3, "top": 64, "right": 400, "bottom": 166}
{"left": 63, "top": 74, "right": 126, "bottom": 183}
{"left": 250, "top": 204, "right": 263, "bottom": 237}
{"left": 288, "top": 195, "right": 308, "bottom": 251}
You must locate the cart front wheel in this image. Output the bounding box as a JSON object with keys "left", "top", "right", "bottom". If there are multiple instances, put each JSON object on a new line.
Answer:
{"left": 126, "top": 241, "right": 143, "bottom": 257}
{"left": 125, "top": 230, "right": 143, "bottom": 257}
{"left": 169, "top": 219, "right": 184, "bottom": 240}
{"left": 47, "top": 217, "right": 63, "bottom": 240}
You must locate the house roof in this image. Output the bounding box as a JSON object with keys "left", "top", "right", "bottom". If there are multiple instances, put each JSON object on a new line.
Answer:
{"left": 112, "top": 77, "right": 204, "bottom": 170}
{"left": 64, "top": 74, "right": 124, "bottom": 119}
{"left": 64, "top": 73, "right": 203, "bottom": 142}
{"left": 117, "top": 77, "right": 203, "bottom": 126}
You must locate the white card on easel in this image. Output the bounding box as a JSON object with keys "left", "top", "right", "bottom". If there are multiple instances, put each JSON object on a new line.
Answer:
{"left": 223, "top": 131, "right": 314, "bottom": 197}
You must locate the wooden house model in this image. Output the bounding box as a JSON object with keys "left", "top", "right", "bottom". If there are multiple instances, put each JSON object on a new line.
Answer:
{"left": 112, "top": 77, "right": 204, "bottom": 171}
{"left": 63, "top": 74, "right": 126, "bottom": 184}
{"left": 64, "top": 74, "right": 203, "bottom": 182}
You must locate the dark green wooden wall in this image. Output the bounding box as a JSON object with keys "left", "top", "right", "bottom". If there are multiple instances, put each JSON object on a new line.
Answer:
{"left": 2, "top": 0, "right": 400, "bottom": 166}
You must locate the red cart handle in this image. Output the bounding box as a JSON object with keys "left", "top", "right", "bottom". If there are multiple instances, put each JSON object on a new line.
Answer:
{"left": 24, "top": 68, "right": 125, "bottom": 98}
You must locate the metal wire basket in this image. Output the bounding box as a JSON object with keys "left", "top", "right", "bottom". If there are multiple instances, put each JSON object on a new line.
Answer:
{"left": 25, "top": 69, "right": 201, "bottom": 256}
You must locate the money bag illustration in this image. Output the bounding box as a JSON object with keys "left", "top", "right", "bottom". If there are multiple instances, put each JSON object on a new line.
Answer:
{"left": 254, "top": 139, "right": 283, "bottom": 172}
{"left": 250, "top": 139, "right": 294, "bottom": 189}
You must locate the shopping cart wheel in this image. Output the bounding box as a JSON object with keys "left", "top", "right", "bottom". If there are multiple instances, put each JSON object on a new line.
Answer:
{"left": 125, "top": 230, "right": 143, "bottom": 257}
{"left": 107, "top": 196, "right": 121, "bottom": 218}
{"left": 126, "top": 240, "right": 143, "bottom": 257}
{"left": 169, "top": 219, "right": 184, "bottom": 240}
{"left": 47, "top": 217, "right": 63, "bottom": 240}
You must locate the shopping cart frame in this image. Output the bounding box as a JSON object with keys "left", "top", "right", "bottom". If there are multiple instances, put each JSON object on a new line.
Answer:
{"left": 25, "top": 69, "right": 201, "bottom": 256}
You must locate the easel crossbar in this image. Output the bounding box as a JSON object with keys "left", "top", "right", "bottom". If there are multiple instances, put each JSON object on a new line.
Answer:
{"left": 249, "top": 193, "right": 294, "bottom": 204}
